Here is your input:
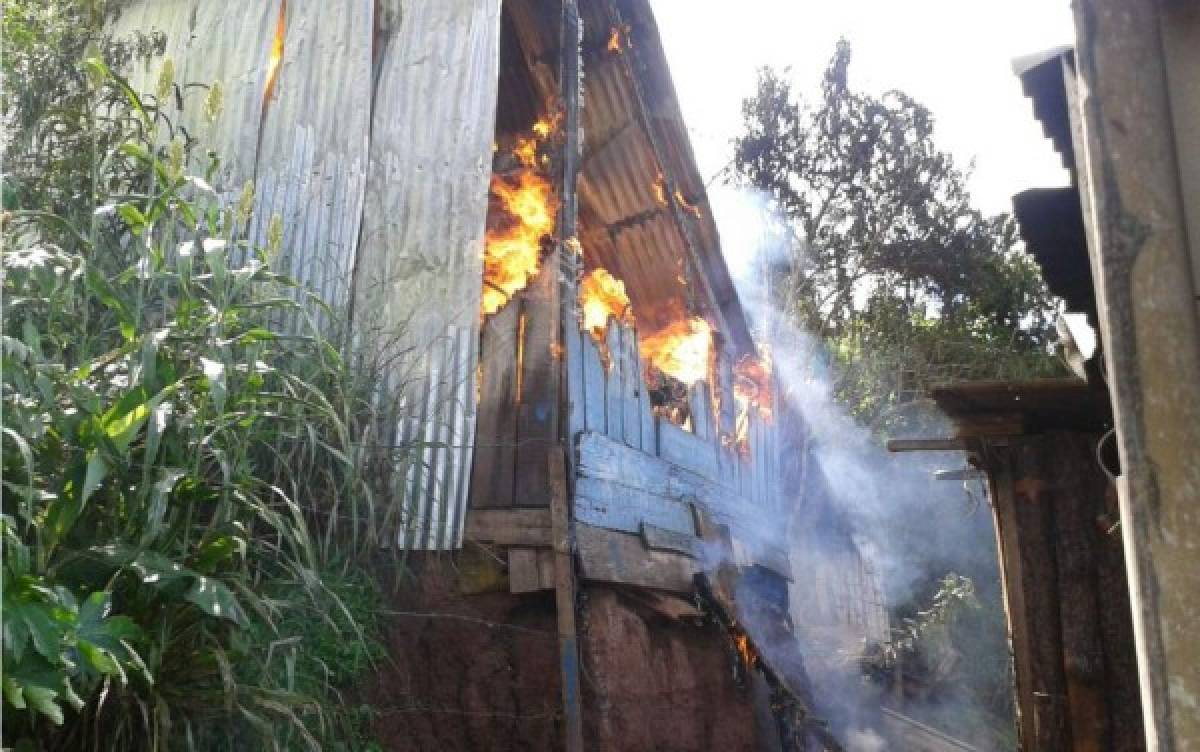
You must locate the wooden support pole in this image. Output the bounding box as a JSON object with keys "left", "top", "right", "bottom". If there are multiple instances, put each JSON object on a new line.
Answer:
{"left": 549, "top": 448, "right": 583, "bottom": 752}
{"left": 552, "top": 5, "right": 584, "bottom": 747}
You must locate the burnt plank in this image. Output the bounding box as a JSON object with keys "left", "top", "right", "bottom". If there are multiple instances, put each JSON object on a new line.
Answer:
{"left": 514, "top": 264, "right": 560, "bottom": 507}
{"left": 470, "top": 300, "right": 521, "bottom": 508}
{"left": 582, "top": 330, "right": 607, "bottom": 434}
{"left": 575, "top": 523, "right": 698, "bottom": 594}
{"left": 604, "top": 320, "right": 624, "bottom": 442}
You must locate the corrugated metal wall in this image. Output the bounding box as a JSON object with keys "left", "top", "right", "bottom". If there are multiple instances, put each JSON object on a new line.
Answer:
{"left": 111, "top": 0, "right": 502, "bottom": 549}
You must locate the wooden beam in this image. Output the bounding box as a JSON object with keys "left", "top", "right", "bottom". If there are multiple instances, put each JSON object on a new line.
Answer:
{"left": 464, "top": 509, "right": 551, "bottom": 546}
{"left": 575, "top": 523, "right": 698, "bottom": 594}
{"left": 549, "top": 445, "right": 583, "bottom": 751}
{"left": 885, "top": 438, "right": 970, "bottom": 452}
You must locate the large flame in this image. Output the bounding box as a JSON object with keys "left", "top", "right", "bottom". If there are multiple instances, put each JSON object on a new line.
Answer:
{"left": 640, "top": 316, "right": 712, "bottom": 386}
{"left": 481, "top": 170, "right": 558, "bottom": 316}
{"left": 579, "top": 268, "right": 632, "bottom": 339}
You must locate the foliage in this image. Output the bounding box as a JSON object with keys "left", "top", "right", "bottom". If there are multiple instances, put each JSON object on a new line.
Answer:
{"left": 734, "top": 41, "right": 1062, "bottom": 429}
{"left": 2, "top": 7, "right": 407, "bottom": 749}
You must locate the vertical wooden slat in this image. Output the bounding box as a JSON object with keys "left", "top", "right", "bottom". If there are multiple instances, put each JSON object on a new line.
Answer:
{"left": 549, "top": 446, "right": 583, "bottom": 752}
{"left": 622, "top": 325, "right": 642, "bottom": 450}
{"left": 566, "top": 322, "right": 586, "bottom": 442}
{"left": 604, "top": 321, "right": 624, "bottom": 442}
{"left": 514, "top": 265, "right": 560, "bottom": 507}
{"left": 639, "top": 372, "right": 656, "bottom": 454}
{"left": 989, "top": 445, "right": 1039, "bottom": 751}
{"left": 1012, "top": 438, "right": 1072, "bottom": 751}
{"left": 470, "top": 301, "right": 522, "bottom": 508}
{"left": 582, "top": 332, "right": 607, "bottom": 434}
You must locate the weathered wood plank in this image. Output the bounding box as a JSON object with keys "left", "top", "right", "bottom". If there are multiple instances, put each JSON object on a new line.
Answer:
{"left": 470, "top": 301, "right": 521, "bottom": 508}
{"left": 575, "top": 523, "right": 698, "bottom": 593}
{"left": 566, "top": 322, "right": 586, "bottom": 442}
{"left": 465, "top": 509, "right": 552, "bottom": 546}
{"left": 987, "top": 448, "right": 1038, "bottom": 750}
{"left": 508, "top": 547, "right": 543, "bottom": 593}
{"left": 657, "top": 419, "right": 719, "bottom": 481}
{"left": 640, "top": 522, "right": 697, "bottom": 557}
{"left": 1050, "top": 433, "right": 1109, "bottom": 752}
{"left": 582, "top": 330, "right": 607, "bottom": 434}
{"left": 688, "top": 381, "right": 712, "bottom": 441}
{"left": 574, "top": 476, "right": 695, "bottom": 538}
{"left": 604, "top": 321, "right": 624, "bottom": 442}
{"left": 639, "top": 372, "right": 656, "bottom": 452}
{"left": 576, "top": 431, "right": 788, "bottom": 570}
{"left": 1012, "top": 439, "right": 1071, "bottom": 751}
{"left": 514, "top": 265, "right": 560, "bottom": 507}
{"left": 537, "top": 548, "right": 556, "bottom": 591}
{"left": 548, "top": 444, "right": 584, "bottom": 752}
{"left": 622, "top": 325, "right": 643, "bottom": 450}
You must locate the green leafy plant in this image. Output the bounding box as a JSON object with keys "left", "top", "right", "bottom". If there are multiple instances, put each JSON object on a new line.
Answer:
{"left": 2, "top": 13, "right": 405, "bottom": 748}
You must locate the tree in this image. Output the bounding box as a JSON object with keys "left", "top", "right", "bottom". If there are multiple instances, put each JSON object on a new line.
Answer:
{"left": 734, "top": 41, "right": 1060, "bottom": 427}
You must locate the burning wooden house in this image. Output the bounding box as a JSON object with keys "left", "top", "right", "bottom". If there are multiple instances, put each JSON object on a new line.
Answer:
{"left": 110, "top": 0, "right": 814, "bottom": 748}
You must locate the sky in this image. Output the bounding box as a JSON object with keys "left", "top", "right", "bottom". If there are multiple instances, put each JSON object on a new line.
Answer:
{"left": 647, "top": 0, "right": 1077, "bottom": 278}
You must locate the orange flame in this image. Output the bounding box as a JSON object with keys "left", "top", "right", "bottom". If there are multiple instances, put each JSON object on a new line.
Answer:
{"left": 733, "top": 630, "right": 757, "bottom": 667}
{"left": 482, "top": 170, "right": 558, "bottom": 316}
{"left": 579, "top": 268, "right": 632, "bottom": 339}
{"left": 640, "top": 316, "right": 712, "bottom": 386}
{"left": 674, "top": 188, "right": 703, "bottom": 219}
{"left": 531, "top": 111, "right": 561, "bottom": 140}
{"left": 652, "top": 173, "right": 668, "bottom": 208}
{"left": 512, "top": 136, "right": 540, "bottom": 168}
{"left": 607, "top": 26, "right": 623, "bottom": 54}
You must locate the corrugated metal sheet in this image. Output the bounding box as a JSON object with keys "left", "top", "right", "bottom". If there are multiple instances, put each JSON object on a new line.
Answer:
{"left": 353, "top": 0, "right": 501, "bottom": 549}
{"left": 110, "top": 0, "right": 501, "bottom": 550}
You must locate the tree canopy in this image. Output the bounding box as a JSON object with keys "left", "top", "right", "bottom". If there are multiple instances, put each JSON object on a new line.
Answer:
{"left": 734, "top": 40, "right": 1060, "bottom": 425}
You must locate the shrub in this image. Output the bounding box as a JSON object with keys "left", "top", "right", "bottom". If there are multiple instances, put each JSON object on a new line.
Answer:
{"left": 2, "top": 14, "right": 402, "bottom": 749}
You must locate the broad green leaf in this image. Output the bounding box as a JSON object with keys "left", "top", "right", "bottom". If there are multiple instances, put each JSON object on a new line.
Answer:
{"left": 185, "top": 577, "right": 243, "bottom": 624}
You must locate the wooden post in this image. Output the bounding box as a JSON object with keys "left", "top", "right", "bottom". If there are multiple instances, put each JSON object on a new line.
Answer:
{"left": 553, "top": 3, "right": 584, "bottom": 750}
{"left": 549, "top": 448, "right": 583, "bottom": 752}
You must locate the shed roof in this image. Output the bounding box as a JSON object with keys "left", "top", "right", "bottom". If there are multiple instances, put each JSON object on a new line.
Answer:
{"left": 931, "top": 378, "right": 1112, "bottom": 435}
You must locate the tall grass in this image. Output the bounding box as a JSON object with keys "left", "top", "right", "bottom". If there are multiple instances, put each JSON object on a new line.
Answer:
{"left": 2, "top": 11, "right": 417, "bottom": 748}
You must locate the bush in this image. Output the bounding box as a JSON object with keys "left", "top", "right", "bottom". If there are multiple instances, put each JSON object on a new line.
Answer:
{"left": 2, "top": 11, "right": 402, "bottom": 749}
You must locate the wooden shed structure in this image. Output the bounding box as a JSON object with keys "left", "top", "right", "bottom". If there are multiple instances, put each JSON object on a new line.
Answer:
{"left": 909, "top": 381, "right": 1145, "bottom": 751}
{"left": 110, "top": 1, "right": 805, "bottom": 748}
